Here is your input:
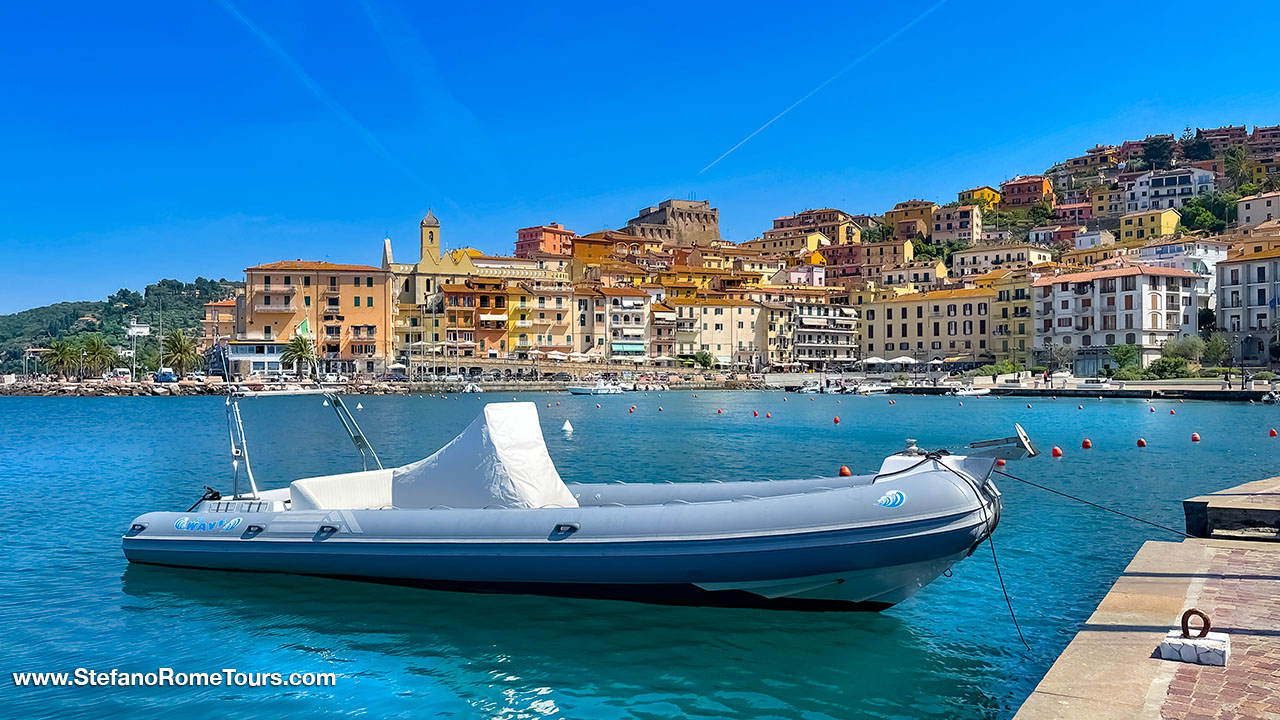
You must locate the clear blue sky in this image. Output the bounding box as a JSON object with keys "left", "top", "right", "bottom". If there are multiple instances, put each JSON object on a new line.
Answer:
{"left": 3, "top": 0, "right": 1279, "bottom": 314}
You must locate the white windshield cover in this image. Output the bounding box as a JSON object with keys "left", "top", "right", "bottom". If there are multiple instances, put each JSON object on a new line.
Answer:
{"left": 391, "top": 402, "right": 578, "bottom": 509}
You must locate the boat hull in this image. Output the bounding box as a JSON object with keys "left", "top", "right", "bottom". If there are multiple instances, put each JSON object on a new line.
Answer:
{"left": 122, "top": 465, "right": 1000, "bottom": 611}
{"left": 566, "top": 386, "right": 623, "bottom": 395}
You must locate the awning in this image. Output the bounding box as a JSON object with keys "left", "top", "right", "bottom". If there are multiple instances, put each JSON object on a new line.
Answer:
{"left": 715, "top": 355, "right": 732, "bottom": 364}
{"left": 620, "top": 327, "right": 645, "bottom": 336}
{"left": 479, "top": 313, "right": 507, "bottom": 322}
{"left": 611, "top": 343, "right": 645, "bottom": 352}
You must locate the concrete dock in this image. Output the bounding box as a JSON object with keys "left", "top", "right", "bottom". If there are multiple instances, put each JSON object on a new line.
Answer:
{"left": 1015, "top": 479, "right": 1280, "bottom": 720}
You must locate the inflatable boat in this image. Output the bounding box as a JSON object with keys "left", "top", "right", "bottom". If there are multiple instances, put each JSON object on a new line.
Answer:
{"left": 122, "top": 395, "right": 1036, "bottom": 611}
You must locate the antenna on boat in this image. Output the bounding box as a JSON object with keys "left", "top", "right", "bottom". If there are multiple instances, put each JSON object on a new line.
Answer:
{"left": 225, "top": 394, "right": 260, "bottom": 499}
{"left": 325, "top": 392, "right": 383, "bottom": 471}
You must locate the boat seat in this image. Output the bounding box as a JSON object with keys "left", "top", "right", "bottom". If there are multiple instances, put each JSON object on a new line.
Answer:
{"left": 290, "top": 469, "right": 394, "bottom": 510}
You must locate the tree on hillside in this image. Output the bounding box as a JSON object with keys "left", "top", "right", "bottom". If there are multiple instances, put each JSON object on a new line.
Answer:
{"left": 81, "top": 334, "right": 117, "bottom": 376}
{"left": 1179, "top": 191, "right": 1239, "bottom": 234}
{"left": 280, "top": 334, "right": 317, "bottom": 379}
{"left": 161, "top": 330, "right": 200, "bottom": 376}
{"left": 1109, "top": 343, "right": 1140, "bottom": 369}
{"left": 1028, "top": 201, "right": 1055, "bottom": 226}
{"left": 1143, "top": 136, "right": 1176, "bottom": 170}
{"left": 1225, "top": 145, "right": 1251, "bottom": 188}
{"left": 1182, "top": 128, "right": 1213, "bottom": 161}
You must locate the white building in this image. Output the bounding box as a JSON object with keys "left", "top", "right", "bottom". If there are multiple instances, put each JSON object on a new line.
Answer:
{"left": 1028, "top": 225, "right": 1062, "bottom": 245}
{"left": 1073, "top": 229, "right": 1116, "bottom": 251}
{"left": 1124, "top": 167, "right": 1216, "bottom": 213}
{"left": 1238, "top": 191, "right": 1279, "bottom": 229}
{"left": 792, "top": 301, "right": 858, "bottom": 371}
{"left": 950, "top": 244, "right": 1053, "bottom": 277}
{"left": 1137, "top": 238, "right": 1230, "bottom": 310}
{"left": 1033, "top": 266, "right": 1198, "bottom": 374}
{"left": 1216, "top": 247, "right": 1280, "bottom": 366}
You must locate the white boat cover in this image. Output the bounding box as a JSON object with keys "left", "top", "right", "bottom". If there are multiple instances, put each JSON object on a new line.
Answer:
{"left": 391, "top": 402, "right": 579, "bottom": 509}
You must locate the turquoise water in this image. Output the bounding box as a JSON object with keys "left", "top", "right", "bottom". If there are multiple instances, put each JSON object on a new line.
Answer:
{"left": 0, "top": 391, "right": 1271, "bottom": 719}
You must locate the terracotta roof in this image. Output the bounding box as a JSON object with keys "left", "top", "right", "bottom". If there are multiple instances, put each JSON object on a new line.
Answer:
{"left": 597, "top": 287, "right": 649, "bottom": 298}
{"left": 1220, "top": 246, "right": 1280, "bottom": 264}
{"left": 1031, "top": 265, "right": 1196, "bottom": 287}
{"left": 204, "top": 299, "right": 237, "bottom": 307}
{"left": 246, "top": 260, "right": 384, "bottom": 272}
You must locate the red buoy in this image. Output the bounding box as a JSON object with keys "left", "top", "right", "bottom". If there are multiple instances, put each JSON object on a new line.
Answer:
{"left": 1150, "top": 407, "right": 1156, "bottom": 412}
{"left": 753, "top": 410, "right": 759, "bottom": 417}
{"left": 658, "top": 407, "right": 663, "bottom": 412}
{"left": 1137, "top": 438, "right": 1147, "bottom": 447}
{"left": 995, "top": 458, "right": 1006, "bottom": 466}
{"left": 629, "top": 408, "right": 634, "bottom": 414}
{"left": 765, "top": 412, "right": 771, "bottom": 418}
{"left": 1191, "top": 432, "right": 1201, "bottom": 442}
{"left": 833, "top": 416, "right": 840, "bottom": 424}
{"left": 556, "top": 402, "right": 560, "bottom": 406}
{"left": 810, "top": 397, "right": 815, "bottom": 402}
{"left": 1170, "top": 409, "right": 1176, "bottom": 415}
{"left": 717, "top": 409, "right": 723, "bottom": 414}
{"left": 1082, "top": 439, "right": 1092, "bottom": 449}
{"left": 596, "top": 403, "right": 601, "bottom": 408}
{"left": 1051, "top": 446, "right": 1063, "bottom": 457}
{"left": 1271, "top": 428, "right": 1277, "bottom": 437}
{"left": 838, "top": 466, "right": 852, "bottom": 477}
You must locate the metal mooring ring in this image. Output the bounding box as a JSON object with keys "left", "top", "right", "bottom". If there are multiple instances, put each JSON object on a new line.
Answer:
{"left": 1181, "top": 608, "right": 1212, "bottom": 639}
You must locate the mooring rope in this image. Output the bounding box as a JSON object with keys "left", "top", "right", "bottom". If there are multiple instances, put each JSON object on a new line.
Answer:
{"left": 993, "top": 469, "right": 1190, "bottom": 539}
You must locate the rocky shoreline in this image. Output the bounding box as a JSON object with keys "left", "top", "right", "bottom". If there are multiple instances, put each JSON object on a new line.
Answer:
{"left": 0, "top": 379, "right": 759, "bottom": 397}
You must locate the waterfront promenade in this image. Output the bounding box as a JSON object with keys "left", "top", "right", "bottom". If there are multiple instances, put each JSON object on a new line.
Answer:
{"left": 1015, "top": 477, "right": 1280, "bottom": 720}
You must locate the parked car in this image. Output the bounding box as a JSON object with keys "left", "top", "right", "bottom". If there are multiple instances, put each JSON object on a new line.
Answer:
{"left": 379, "top": 373, "right": 409, "bottom": 383}
{"left": 156, "top": 367, "right": 178, "bottom": 383}
{"left": 443, "top": 373, "right": 464, "bottom": 382}
{"left": 322, "top": 373, "right": 348, "bottom": 383}
{"left": 187, "top": 371, "right": 207, "bottom": 381}
{"left": 551, "top": 372, "right": 571, "bottom": 382}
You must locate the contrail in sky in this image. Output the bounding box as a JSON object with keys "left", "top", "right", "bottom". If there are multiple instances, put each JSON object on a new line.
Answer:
{"left": 217, "top": 0, "right": 424, "bottom": 186}
{"left": 699, "top": 0, "right": 950, "bottom": 174}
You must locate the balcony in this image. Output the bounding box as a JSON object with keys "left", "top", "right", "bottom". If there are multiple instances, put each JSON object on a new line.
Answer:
{"left": 515, "top": 320, "right": 533, "bottom": 328}
{"left": 254, "top": 304, "right": 297, "bottom": 313}
{"left": 323, "top": 287, "right": 341, "bottom": 297}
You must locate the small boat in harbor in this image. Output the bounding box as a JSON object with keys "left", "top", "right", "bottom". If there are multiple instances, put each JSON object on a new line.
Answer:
{"left": 796, "top": 382, "right": 823, "bottom": 394}
{"left": 461, "top": 382, "right": 484, "bottom": 393}
{"left": 121, "top": 393, "right": 1036, "bottom": 611}
{"left": 949, "top": 386, "right": 991, "bottom": 397}
{"left": 566, "top": 380, "right": 624, "bottom": 395}
{"left": 852, "top": 381, "right": 894, "bottom": 395}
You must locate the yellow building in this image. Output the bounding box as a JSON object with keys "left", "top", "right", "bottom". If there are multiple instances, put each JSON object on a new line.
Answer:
{"left": 883, "top": 200, "right": 939, "bottom": 242}
{"left": 1247, "top": 156, "right": 1280, "bottom": 185}
{"left": 987, "top": 268, "right": 1038, "bottom": 367}
{"left": 861, "top": 287, "right": 996, "bottom": 364}
{"left": 200, "top": 299, "right": 237, "bottom": 351}
{"left": 507, "top": 278, "right": 574, "bottom": 357}
{"left": 958, "top": 186, "right": 1001, "bottom": 208}
{"left": 1060, "top": 239, "right": 1145, "bottom": 267}
{"left": 237, "top": 260, "right": 395, "bottom": 377}
{"left": 1119, "top": 208, "right": 1180, "bottom": 241}
{"left": 1091, "top": 185, "right": 1125, "bottom": 218}
{"left": 739, "top": 230, "right": 828, "bottom": 256}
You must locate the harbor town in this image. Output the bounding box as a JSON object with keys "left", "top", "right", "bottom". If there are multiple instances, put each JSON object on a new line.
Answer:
{"left": 9, "top": 125, "right": 1280, "bottom": 397}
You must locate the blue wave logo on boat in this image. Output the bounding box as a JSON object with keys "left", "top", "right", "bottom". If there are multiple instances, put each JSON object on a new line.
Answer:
{"left": 174, "top": 516, "right": 243, "bottom": 532}
{"left": 875, "top": 491, "right": 907, "bottom": 509}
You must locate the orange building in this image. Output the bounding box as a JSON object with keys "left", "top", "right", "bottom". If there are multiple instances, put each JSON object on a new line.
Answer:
{"left": 515, "top": 223, "right": 575, "bottom": 258}
{"left": 999, "top": 175, "right": 1055, "bottom": 209}
{"left": 200, "top": 299, "right": 237, "bottom": 351}
{"left": 442, "top": 277, "right": 509, "bottom": 358}
{"left": 237, "top": 260, "right": 394, "bottom": 377}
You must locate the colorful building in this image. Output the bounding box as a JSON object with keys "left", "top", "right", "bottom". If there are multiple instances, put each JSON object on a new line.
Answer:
{"left": 958, "top": 186, "right": 1001, "bottom": 208}
{"left": 237, "top": 260, "right": 395, "bottom": 377}
{"left": 931, "top": 205, "right": 982, "bottom": 244}
{"left": 861, "top": 287, "right": 996, "bottom": 365}
{"left": 1119, "top": 208, "right": 1180, "bottom": 241}
{"left": 883, "top": 200, "right": 938, "bottom": 242}
{"left": 200, "top": 299, "right": 237, "bottom": 351}
{"left": 763, "top": 208, "right": 862, "bottom": 246}
{"left": 950, "top": 244, "right": 1053, "bottom": 277}
{"left": 739, "top": 230, "right": 828, "bottom": 256}
{"left": 515, "top": 223, "right": 575, "bottom": 258}
{"left": 999, "top": 175, "right": 1055, "bottom": 210}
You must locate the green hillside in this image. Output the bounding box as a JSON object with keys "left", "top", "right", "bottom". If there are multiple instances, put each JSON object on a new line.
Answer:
{"left": 0, "top": 277, "right": 242, "bottom": 374}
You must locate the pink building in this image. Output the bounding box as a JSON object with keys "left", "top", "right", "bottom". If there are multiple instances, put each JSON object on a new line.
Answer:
{"left": 515, "top": 223, "right": 575, "bottom": 258}
{"left": 1054, "top": 202, "right": 1093, "bottom": 224}
{"left": 771, "top": 264, "right": 826, "bottom": 286}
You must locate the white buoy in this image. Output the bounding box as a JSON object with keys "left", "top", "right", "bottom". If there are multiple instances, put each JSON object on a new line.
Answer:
{"left": 356, "top": 402, "right": 364, "bottom": 410}
{"left": 562, "top": 419, "right": 574, "bottom": 433}
{"left": 322, "top": 400, "right": 329, "bottom": 406}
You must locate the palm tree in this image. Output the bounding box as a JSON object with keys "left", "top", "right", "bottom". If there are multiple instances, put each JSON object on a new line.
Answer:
{"left": 162, "top": 330, "right": 200, "bottom": 377}
{"left": 81, "top": 334, "right": 117, "bottom": 377}
{"left": 1263, "top": 173, "right": 1280, "bottom": 193}
{"left": 280, "top": 334, "right": 317, "bottom": 379}
{"left": 42, "top": 338, "right": 78, "bottom": 378}
{"left": 1224, "top": 145, "right": 1250, "bottom": 188}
